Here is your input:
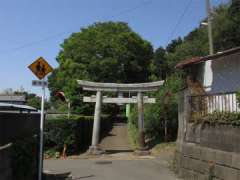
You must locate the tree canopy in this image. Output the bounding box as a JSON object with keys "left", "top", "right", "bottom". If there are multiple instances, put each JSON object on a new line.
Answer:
{"left": 48, "top": 22, "right": 153, "bottom": 113}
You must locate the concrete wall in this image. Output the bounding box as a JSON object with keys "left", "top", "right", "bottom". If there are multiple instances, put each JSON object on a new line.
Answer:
{"left": 0, "top": 112, "right": 40, "bottom": 180}
{"left": 176, "top": 90, "right": 240, "bottom": 180}
{"left": 176, "top": 142, "right": 240, "bottom": 180}
{"left": 185, "top": 123, "right": 240, "bottom": 153}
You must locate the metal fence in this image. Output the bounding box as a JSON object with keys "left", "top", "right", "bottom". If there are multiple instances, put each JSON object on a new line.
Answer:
{"left": 189, "top": 92, "right": 240, "bottom": 118}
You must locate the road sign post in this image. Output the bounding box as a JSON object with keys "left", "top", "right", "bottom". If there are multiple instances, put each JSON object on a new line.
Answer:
{"left": 39, "top": 78, "right": 46, "bottom": 180}
{"left": 28, "top": 57, "right": 53, "bottom": 180}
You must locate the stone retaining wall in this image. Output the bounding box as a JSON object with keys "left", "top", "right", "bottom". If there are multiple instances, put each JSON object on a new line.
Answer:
{"left": 176, "top": 142, "right": 240, "bottom": 180}
{"left": 186, "top": 123, "right": 240, "bottom": 153}
{"left": 176, "top": 90, "right": 240, "bottom": 180}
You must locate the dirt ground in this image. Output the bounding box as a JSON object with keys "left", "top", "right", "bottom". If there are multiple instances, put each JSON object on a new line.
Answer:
{"left": 99, "top": 121, "right": 132, "bottom": 152}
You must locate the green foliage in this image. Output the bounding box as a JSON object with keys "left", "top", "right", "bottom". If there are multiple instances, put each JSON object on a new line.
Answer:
{"left": 149, "top": 47, "right": 168, "bottom": 80}
{"left": 48, "top": 22, "right": 153, "bottom": 114}
{"left": 236, "top": 91, "right": 240, "bottom": 106}
{"left": 213, "top": 3, "right": 240, "bottom": 51}
{"left": 145, "top": 74, "right": 182, "bottom": 141}
{"left": 26, "top": 93, "right": 41, "bottom": 109}
{"left": 193, "top": 111, "right": 240, "bottom": 126}
{"left": 44, "top": 115, "right": 112, "bottom": 156}
{"left": 14, "top": 91, "right": 50, "bottom": 110}
{"left": 127, "top": 106, "right": 139, "bottom": 148}
{"left": 128, "top": 74, "right": 183, "bottom": 144}
{"left": 11, "top": 137, "right": 38, "bottom": 180}
{"left": 45, "top": 115, "right": 92, "bottom": 155}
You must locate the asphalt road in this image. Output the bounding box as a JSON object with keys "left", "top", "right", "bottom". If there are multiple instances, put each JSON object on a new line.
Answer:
{"left": 44, "top": 157, "right": 181, "bottom": 180}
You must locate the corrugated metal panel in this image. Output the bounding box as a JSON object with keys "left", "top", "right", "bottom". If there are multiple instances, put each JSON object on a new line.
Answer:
{"left": 0, "top": 95, "right": 26, "bottom": 102}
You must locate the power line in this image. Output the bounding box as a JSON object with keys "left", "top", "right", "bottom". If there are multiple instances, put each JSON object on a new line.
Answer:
{"left": 1, "top": 0, "right": 154, "bottom": 55}
{"left": 0, "top": 31, "right": 70, "bottom": 54}
{"left": 110, "top": 0, "right": 153, "bottom": 18}
{"left": 166, "top": 0, "right": 193, "bottom": 45}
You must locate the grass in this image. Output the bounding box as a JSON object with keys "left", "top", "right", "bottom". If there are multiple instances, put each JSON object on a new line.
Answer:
{"left": 150, "top": 142, "right": 176, "bottom": 155}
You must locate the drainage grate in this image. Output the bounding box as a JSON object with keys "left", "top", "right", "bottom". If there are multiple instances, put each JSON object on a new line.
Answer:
{"left": 43, "top": 171, "right": 72, "bottom": 180}
{"left": 95, "top": 160, "right": 112, "bottom": 165}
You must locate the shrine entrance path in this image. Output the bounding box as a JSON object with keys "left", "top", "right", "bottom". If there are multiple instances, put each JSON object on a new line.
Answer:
{"left": 44, "top": 129, "right": 182, "bottom": 180}
{"left": 99, "top": 119, "right": 132, "bottom": 153}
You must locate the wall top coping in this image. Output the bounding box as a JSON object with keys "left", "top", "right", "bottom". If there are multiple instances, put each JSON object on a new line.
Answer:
{"left": 0, "top": 143, "right": 12, "bottom": 151}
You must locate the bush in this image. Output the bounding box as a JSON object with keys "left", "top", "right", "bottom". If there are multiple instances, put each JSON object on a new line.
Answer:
{"left": 128, "top": 74, "right": 182, "bottom": 146}
{"left": 44, "top": 115, "right": 113, "bottom": 156}
{"left": 127, "top": 107, "right": 139, "bottom": 148}
{"left": 237, "top": 91, "right": 240, "bottom": 106}
{"left": 11, "top": 136, "right": 38, "bottom": 180}
{"left": 193, "top": 111, "right": 240, "bottom": 126}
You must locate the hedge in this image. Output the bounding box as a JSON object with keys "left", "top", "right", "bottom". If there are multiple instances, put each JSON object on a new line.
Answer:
{"left": 44, "top": 115, "right": 113, "bottom": 156}
{"left": 193, "top": 111, "right": 240, "bottom": 126}
{"left": 11, "top": 136, "right": 38, "bottom": 180}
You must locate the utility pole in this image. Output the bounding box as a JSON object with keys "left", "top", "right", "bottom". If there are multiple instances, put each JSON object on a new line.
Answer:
{"left": 206, "top": 0, "right": 214, "bottom": 55}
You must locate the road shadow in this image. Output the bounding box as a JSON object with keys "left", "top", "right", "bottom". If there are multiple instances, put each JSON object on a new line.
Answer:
{"left": 72, "top": 175, "right": 95, "bottom": 179}
{"left": 105, "top": 149, "right": 133, "bottom": 154}
{"left": 43, "top": 172, "right": 72, "bottom": 180}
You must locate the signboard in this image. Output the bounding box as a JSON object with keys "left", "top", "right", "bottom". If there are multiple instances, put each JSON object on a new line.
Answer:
{"left": 28, "top": 57, "right": 53, "bottom": 80}
{"left": 28, "top": 57, "right": 53, "bottom": 180}
{"left": 32, "top": 80, "right": 48, "bottom": 87}
{"left": 83, "top": 96, "right": 156, "bottom": 104}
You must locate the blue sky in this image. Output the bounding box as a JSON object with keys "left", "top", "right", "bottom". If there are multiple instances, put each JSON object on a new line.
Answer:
{"left": 0, "top": 0, "right": 229, "bottom": 96}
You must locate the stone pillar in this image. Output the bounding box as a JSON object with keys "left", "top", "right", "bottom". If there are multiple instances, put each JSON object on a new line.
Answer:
{"left": 176, "top": 89, "right": 190, "bottom": 160}
{"left": 89, "top": 91, "right": 104, "bottom": 155}
{"left": 137, "top": 92, "right": 146, "bottom": 151}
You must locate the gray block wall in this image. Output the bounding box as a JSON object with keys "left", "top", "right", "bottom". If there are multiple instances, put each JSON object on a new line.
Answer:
{"left": 176, "top": 142, "right": 240, "bottom": 180}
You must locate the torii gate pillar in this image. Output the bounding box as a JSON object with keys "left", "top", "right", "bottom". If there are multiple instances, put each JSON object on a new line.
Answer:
{"left": 88, "top": 91, "right": 103, "bottom": 154}
{"left": 137, "top": 92, "right": 145, "bottom": 149}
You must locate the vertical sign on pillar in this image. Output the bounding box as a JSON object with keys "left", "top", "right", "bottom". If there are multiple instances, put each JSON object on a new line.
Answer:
{"left": 28, "top": 57, "right": 53, "bottom": 180}
{"left": 126, "top": 104, "right": 131, "bottom": 118}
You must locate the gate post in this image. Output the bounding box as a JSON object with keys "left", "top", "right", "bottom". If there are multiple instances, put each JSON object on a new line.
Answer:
{"left": 137, "top": 92, "right": 148, "bottom": 152}
{"left": 89, "top": 91, "right": 104, "bottom": 155}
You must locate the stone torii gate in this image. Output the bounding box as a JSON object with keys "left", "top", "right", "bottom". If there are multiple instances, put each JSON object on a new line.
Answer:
{"left": 78, "top": 80, "right": 164, "bottom": 155}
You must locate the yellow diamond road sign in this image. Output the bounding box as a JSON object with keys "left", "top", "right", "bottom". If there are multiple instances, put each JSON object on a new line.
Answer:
{"left": 28, "top": 57, "right": 53, "bottom": 80}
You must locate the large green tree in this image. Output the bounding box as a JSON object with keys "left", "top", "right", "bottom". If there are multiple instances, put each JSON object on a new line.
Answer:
{"left": 49, "top": 22, "right": 153, "bottom": 114}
